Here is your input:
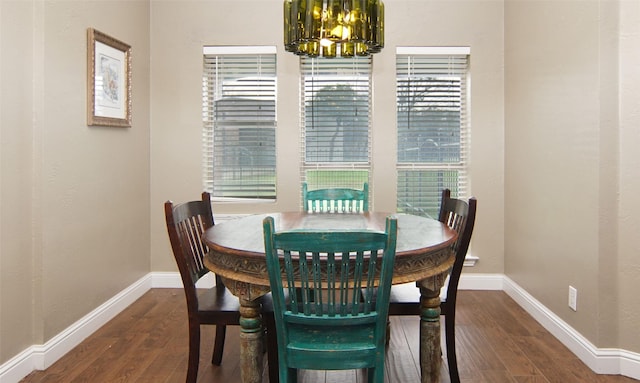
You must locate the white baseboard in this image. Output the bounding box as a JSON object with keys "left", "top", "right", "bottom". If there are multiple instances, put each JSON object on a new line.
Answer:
{"left": 458, "top": 272, "right": 504, "bottom": 290}
{"left": 149, "top": 271, "right": 183, "bottom": 288}
{"left": 502, "top": 276, "right": 640, "bottom": 380}
{"left": 2, "top": 272, "right": 639, "bottom": 382}
{"left": 151, "top": 271, "right": 216, "bottom": 289}
{"left": 0, "top": 274, "right": 152, "bottom": 383}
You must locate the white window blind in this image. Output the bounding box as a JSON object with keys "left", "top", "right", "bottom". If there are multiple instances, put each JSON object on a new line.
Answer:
{"left": 300, "top": 56, "right": 372, "bottom": 193}
{"left": 202, "top": 48, "right": 277, "bottom": 200}
{"left": 396, "top": 49, "right": 470, "bottom": 218}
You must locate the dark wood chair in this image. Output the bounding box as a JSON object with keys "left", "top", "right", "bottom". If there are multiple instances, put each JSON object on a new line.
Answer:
{"left": 302, "top": 182, "right": 369, "bottom": 213}
{"left": 388, "top": 189, "right": 477, "bottom": 383}
{"left": 164, "top": 192, "right": 278, "bottom": 383}
{"left": 263, "top": 215, "right": 398, "bottom": 383}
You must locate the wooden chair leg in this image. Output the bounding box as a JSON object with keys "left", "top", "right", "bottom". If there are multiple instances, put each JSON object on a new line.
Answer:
{"left": 262, "top": 313, "right": 280, "bottom": 383}
{"left": 211, "top": 324, "right": 226, "bottom": 365}
{"left": 286, "top": 367, "right": 297, "bottom": 383}
{"left": 264, "top": 315, "right": 279, "bottom": 383}
{"left": 444, "top": 312, "right": 460, "bottom": 383}
{"left": 187, "top": 323, "right": 201, "bottom": 383}
{"left": 386, "top": 320, "right": 390, "bottom": 346}
{"left": 367, "top": 366, "right": 385, "bottom": 383}
{"left": 367, "top": 367, "right": 374, "bottom": 383}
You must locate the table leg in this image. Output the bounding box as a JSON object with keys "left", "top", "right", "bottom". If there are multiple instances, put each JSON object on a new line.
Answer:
{"left": 239, "top": 297, "right": 264, "bottom": 383}
{"left": 418, "top": 282, "right": 444, "bottom": 383}
{"left": 219, "top": 278, "right": 271, "bottom": 383}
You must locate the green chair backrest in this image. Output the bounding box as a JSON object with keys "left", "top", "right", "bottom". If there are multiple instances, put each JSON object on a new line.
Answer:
{"left": 262, "top": 216, "right": 397, "bottom": 382}
{"left": 302, "top": 182, "right": 369, "bottom": 213}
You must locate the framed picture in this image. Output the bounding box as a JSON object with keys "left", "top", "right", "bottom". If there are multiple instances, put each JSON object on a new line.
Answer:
{"left": 87, "top": 28, "right": 131, "bottom": 127}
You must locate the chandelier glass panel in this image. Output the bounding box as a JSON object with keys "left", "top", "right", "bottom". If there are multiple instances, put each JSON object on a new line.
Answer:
{"left": 284, "top": 0, "right": 385, "bottom": 58}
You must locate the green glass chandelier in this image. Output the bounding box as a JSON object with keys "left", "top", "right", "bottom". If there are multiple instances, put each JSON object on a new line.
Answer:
{"left": 284, "top": 0, "right": 384, "bottom": 58}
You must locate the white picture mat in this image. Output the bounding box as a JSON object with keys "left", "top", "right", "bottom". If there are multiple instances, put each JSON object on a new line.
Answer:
{"left": 93, "top": 40, "right": 126, "bottom": 119}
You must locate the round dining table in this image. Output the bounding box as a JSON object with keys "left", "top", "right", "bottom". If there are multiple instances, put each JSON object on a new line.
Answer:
{"left": 203, "top": 211, "right": 457, "bottom": 383}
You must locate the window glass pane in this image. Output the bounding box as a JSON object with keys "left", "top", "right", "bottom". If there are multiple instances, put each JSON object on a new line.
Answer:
{"left": 301, "top": 57, "right": 372, "bottom": 194}
{"left": 397, "top": 170, "right": 461, "bottom": 218}
{"left": 305, "top": 170, "right": 369, "bottom": 190}
{"left": 397, "top": 76, "right": 461, "bottom": 163}
{"left": 203, "top": 51, "right": 277, "bottom": 199}
{"left": 302, "top": 57, "right": 371, "bottom": 164}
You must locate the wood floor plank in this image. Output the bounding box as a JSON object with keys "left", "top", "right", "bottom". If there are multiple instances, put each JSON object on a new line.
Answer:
{"left": 513, "top": 375, "right": 551, "bottom": 383}
{"left": 478, "top": 323, "right": 542, "bottom": 377}
{"left": 395, "top": 316, "right": 421, "bottom": 364}
{"left": 456, "top": 325, "right": 507, "bottom": 372}
{"left": 511, "top": 334, "right": 584, "bottom": 383}
{"left": 385, "top": 317, "right": 420, "bottom": 382}
{"left": 479, "top": 368, "right": 518, "bottom": 383}
{"left": 18, "top": 289, "right": 638, "bottom": 383}
{"left": 139, "top": 352, "right": 183, "bottom": 383}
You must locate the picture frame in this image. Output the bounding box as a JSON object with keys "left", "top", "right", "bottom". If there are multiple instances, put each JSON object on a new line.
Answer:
{"left": 87, "top": 28, "right": 131, "bottom": 127}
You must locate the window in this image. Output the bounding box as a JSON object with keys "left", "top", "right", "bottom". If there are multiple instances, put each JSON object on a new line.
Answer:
{"left": 202, "top": 46, "right": 277, "bottom": 200}
{"left": 396, "top": 47, "right": 470, "bottom": 218}
{"left": 300, "top": 56, "right": 372, "bottom": 196}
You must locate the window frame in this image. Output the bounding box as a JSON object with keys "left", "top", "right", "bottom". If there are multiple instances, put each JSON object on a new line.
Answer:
{"left": 202, "top": 46, "right": 278, "bottom": 202}
{"left": 395, "top": 46, "right": 471, "bottom": 218}
{"left": 299, "top": 56, "right": 373, "bottom": 203}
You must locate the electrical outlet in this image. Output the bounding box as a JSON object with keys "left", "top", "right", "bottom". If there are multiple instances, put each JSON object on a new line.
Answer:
{"left": 569, "top": 286, "right": 577, "bottom": 311}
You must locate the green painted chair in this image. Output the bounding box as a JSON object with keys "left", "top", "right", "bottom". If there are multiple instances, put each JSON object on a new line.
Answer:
{"left": 302, "top": 182, "right": 369, "bottom": 213}
{"left": 262, "top": 215, "right": 397, "bottom": 383}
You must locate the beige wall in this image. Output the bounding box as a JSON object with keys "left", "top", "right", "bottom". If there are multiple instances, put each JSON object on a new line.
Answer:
{"left": 1, "top": 0, "right": 36, "bottom": 363}
{"left": 0, "top": 0, "right": 151, "bottom": 363}
{"left": 505, "top": 0, "right": 640, "bottom": 352}
{"left": 149, "top": 0, "right": 506, "bottom": 275}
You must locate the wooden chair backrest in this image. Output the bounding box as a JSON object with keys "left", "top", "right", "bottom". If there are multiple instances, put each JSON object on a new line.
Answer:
{"left": 263, "top": 216, "right": 397, "bottom": 368}
{"left": 164, "top": 192, "right": 219, "bottom": 310}
{"left": 438, "top": 189, "right": 477, "bottom": 301}
{"left": 302, "top": 182, "right": 369, "bottom": 213}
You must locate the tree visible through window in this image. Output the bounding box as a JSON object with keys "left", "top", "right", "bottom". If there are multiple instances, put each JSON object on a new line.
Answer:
{"left": 301, "top": 57, "right": 372, "bottom": 195}
{"left": 396, "top": 49, "right": 470, "bottom": 218}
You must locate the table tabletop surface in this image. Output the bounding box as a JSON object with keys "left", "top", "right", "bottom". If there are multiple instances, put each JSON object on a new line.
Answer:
{"left": 204, "top": 212, "right": 457, "bottom": 259}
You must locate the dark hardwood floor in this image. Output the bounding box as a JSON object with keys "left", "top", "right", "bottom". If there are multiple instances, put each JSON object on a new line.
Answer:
{"left": 20, "top": 289, "right": 637, "bottom": 383}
